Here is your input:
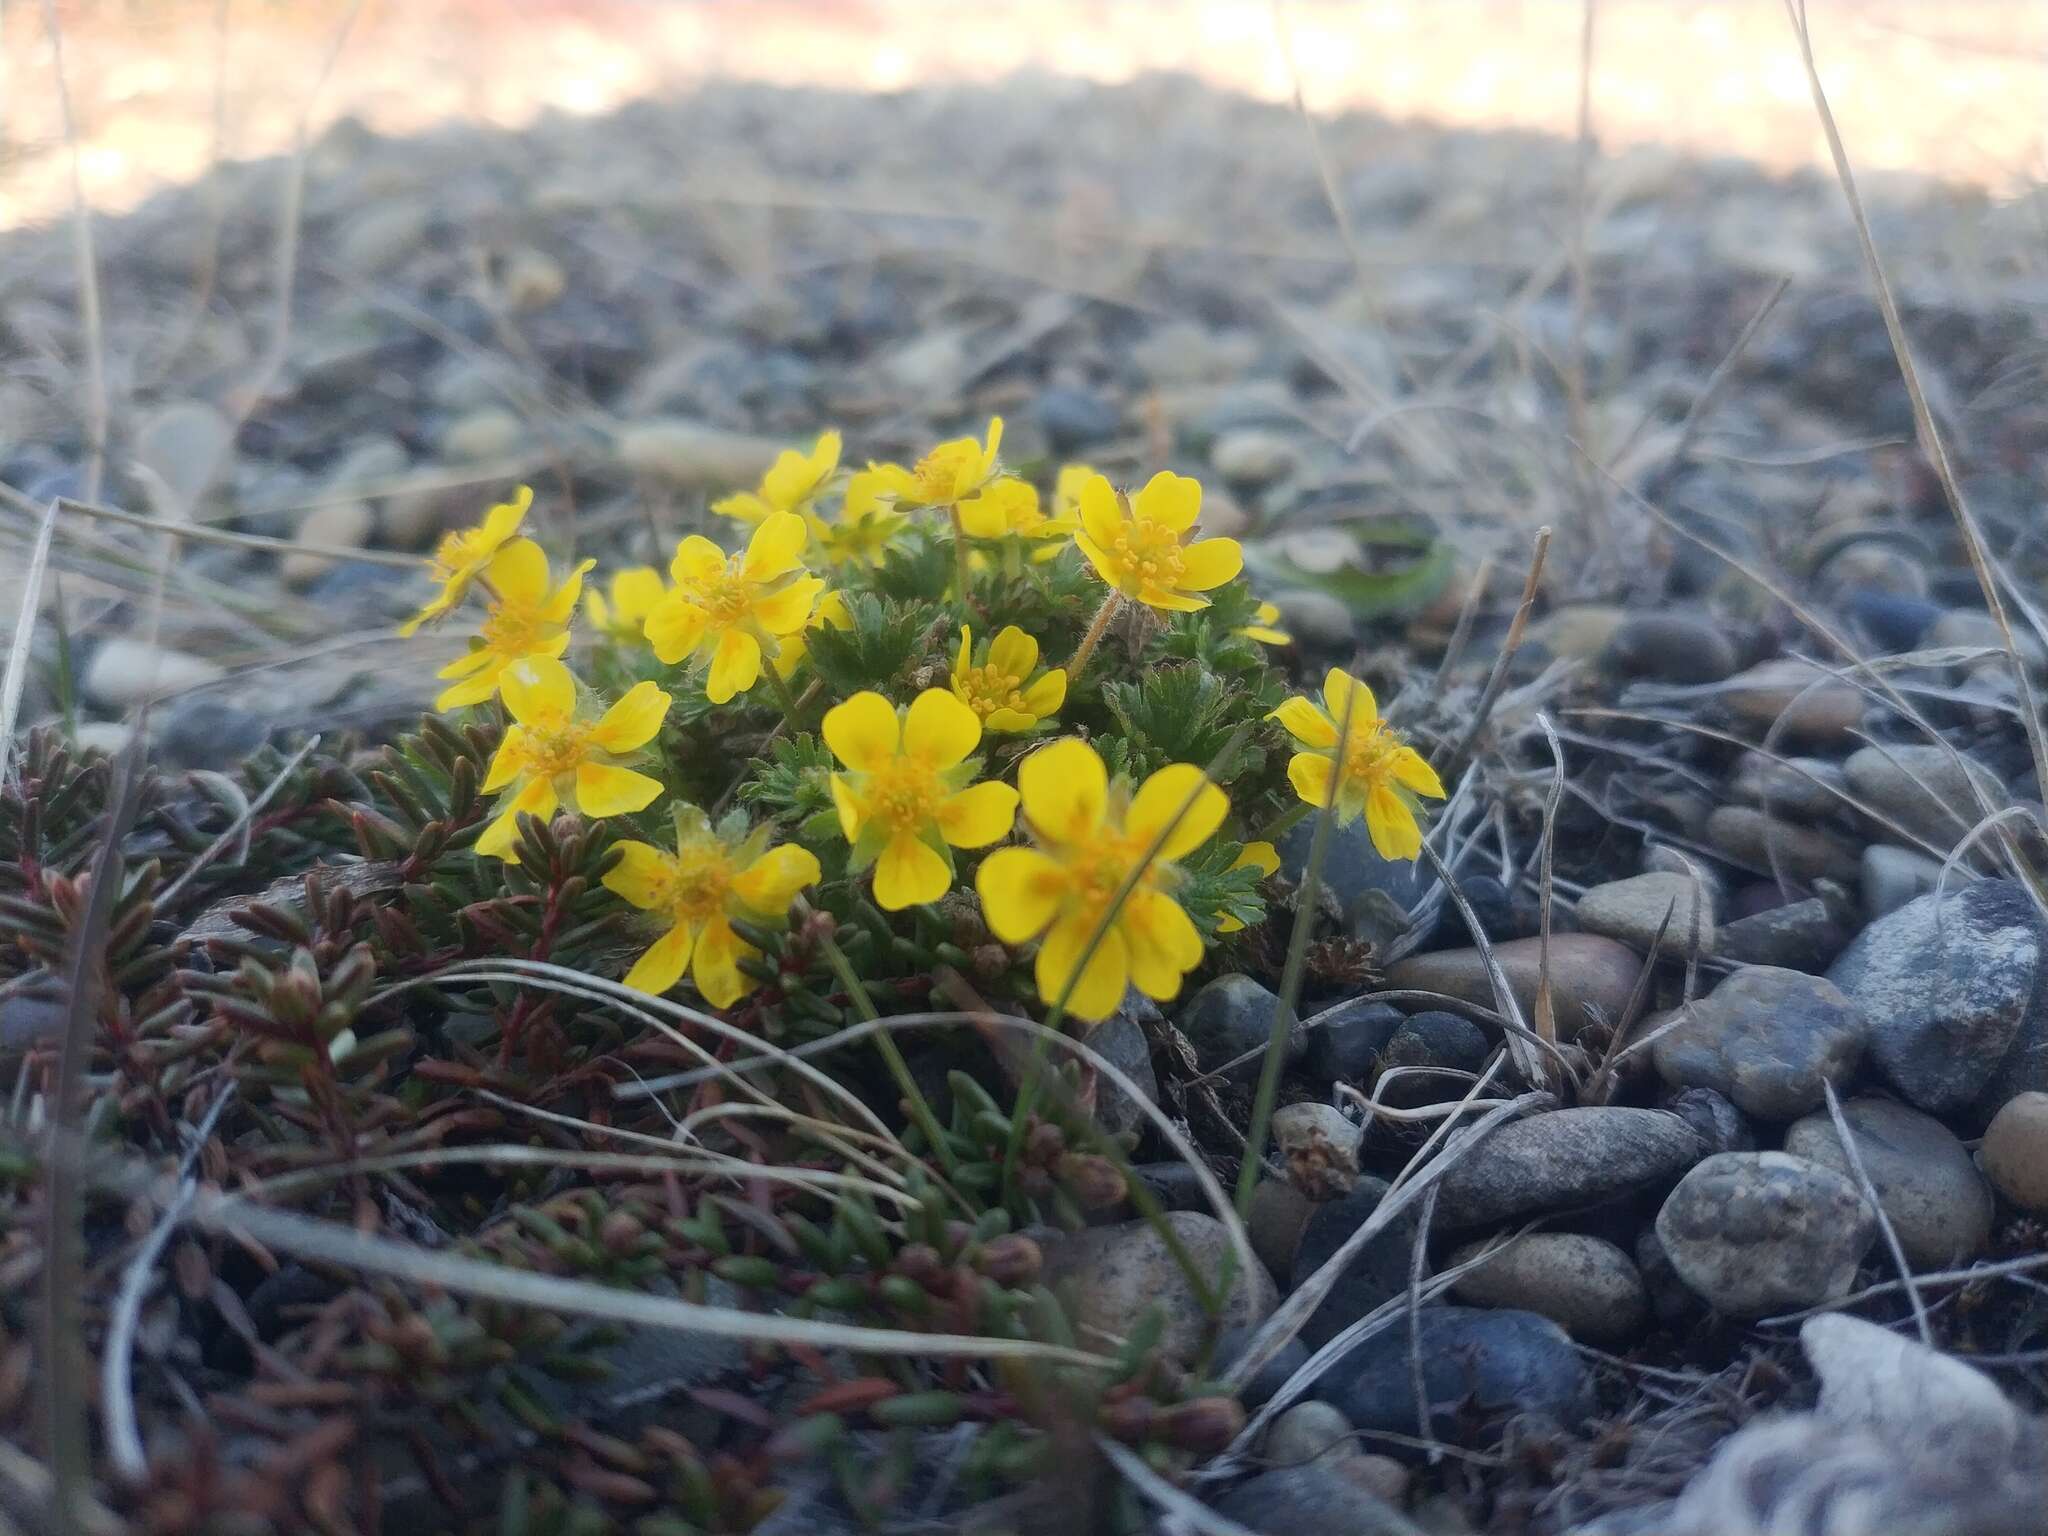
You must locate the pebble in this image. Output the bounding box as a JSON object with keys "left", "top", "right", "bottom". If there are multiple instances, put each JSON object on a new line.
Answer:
{"left": 1783, "top": 1098, "right": 1993, "bottom": 1267}
{"left": 613, "top": 417, "right": 783, "bottom": 489}
{"left": 1602, "top": 612, "right": 1738, "bottom": 684}
{"left": 1313, "top": 1307, "right": 1593, "bottom": 1449}
{"left": 1302, "top": 998, "right": 1404, "bottom": 1084}
{"left": 1179, "top": 973, "right": 1302, "bottom": 1080}
{"left": 1927, "top": 607, "right": 2047, "bottom": 674}
{"left": 439, "top": 407, "right": 527, "bottom": 464}
{"left": 282, "top": 500, "right": 375, "bottom": 588}
{"left": 1575, "top": 872, "right": 1717, "bottom": 957}
{"left": 1263, "top": 1400, "right": 1355, "bottom": 1464}
{"left": 72, "top": 721, "right": 132, "bottom": 756}
{"left": 1860, "top": 845, "right": 1943, "bottom": 918}
{"left": 1211, "top": 428, "right": 1300, "bottom": 488}
{"left": 1040, "top": 1212, "right": 1275, "bottom": 1363}
{"left": 1718, "top": 658, "right": 1864, "bottom": 744}
{"left": 1214, "top": 1327, "right": 1310, "bottom": 1408}
{"left": 1431, "top": 1107, "right": 1703, "bottom": 1229}
{"left": 1032, "top": 384, "right": 1119, "bottom": 451}
{"left": 324, "top": 435, "right": 410, "bottom": 496}
{"left": 1648, "top": 965, "right": 1865, "bottom": 1122}
{"left": 1707, "top": 805, "right": 1862, "bottom": 884}
{"left": 1714, "top": 897, "right": 1852, "bottom": 972}
{"left": 1211, "top": 1463, "right": 1413, "bottom": 1536}
{"left": 1272, "top": 1102, "right": 1362, "bottom": 1200}
{"left": 1731, "top": 752, "right": 1848, "bottom": 820}
{"left": 159, "top": 696, "right": 272, "bottom": 771}
{"left": 1662, "top": 1086, "right": 1756, "bottom": 1156}
{"left": 1843, "top": 744, "right": 2004, "bottom": 852}
{"left": 496, "top": 248, "right": 566, "bottom": 313}
{"left": 1290, "top": 1178, "right": 1420, "bottom": 1347}
{"left": 1535, "top": 603, "right": 1627, "bottom": 662}
{"left": 1979, "top": 1091, "right": 2048, "bottom": 1212}
{"left": 1655, "top": 1152, "right": 1875, "bottom": 1317}
{"left": 1247, "top": 1177, "right": 1315, "bottom": 1278}
{"left": 1085, "top": 999, "right": 1159, "bottom": 1141}
{"left": 1449, "top": 1233, "right": 1648, "bottom": 1343}
{"left": 1374, "top": 1010, "right": 1488, "bottom": 1108}
{"left": 1268, "top": 586, "right": 1357, "bottom": 648}
{"left": 84, "top": 638, "right": 225, "bottom": 709}
{"left": 1634, "top": 1226, "right": 1697, "bottom": 1326}
{"left": 1846, "top": 588, "right": 1942, "bottom": 653}
{"left": 134, "top": 399, "right": 232, "bottom": 512}
{"left": 1826, "top": 880, "right": 2045, "bottom": 1119}
{"left": 336, "top": 198, "right": 431, "bottom": 271}
{"left": 1385, "top": 933, "right": 1645, "bottom": 1043}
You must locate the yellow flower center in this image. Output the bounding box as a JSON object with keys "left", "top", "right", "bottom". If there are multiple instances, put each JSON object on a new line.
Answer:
{"left": 1339, "top": 719, "right": 1399, "bottom": 788}
{"left": 1110, "top": 518, "right": 1186, "bottom": 592}
{"left": 431, "top": 527, "right": 490, "bottom": 581}
{"left": 676, "top": 560, "right": 752, "bottom": 627}
{"left": 913, "top": 443, "right": 979, "bottom": 503}
{"left": 954, "top": 663, "right": 1029, "bottom": 720}
{"left": 1056, "top": 829, "right": 1156, "bottom": 926}
{"left": 516, "top": 722, "right": 591, "bottom": 779}
{"left": 660, "top": 843, "right": 736, "bottom": 926}
{"left": 863, "top": 755, "right": 943, "bottom": 834}
{"left": 480, "top": 599, "right": 548, "bottom": 656}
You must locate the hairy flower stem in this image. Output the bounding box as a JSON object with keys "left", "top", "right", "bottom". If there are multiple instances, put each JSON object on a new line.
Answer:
{"left": 947, "top": 504, "right": 974, "bottom": 608}
{"left": 1065, "top": 591, "right": 1123, "bottom": 683}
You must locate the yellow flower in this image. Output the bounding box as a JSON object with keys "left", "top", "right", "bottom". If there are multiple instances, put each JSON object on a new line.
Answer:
{"left": 1270, "top": 667, "right": 1445, "bottom": 860}
{"left": 771, "top": 588, "right": 851, "bottom": 681}
{"left": 1073, "top": 471, "right": 1242, "bottom": 612}
{"left": 824, "top": 689, "right": 1019, "bottom": 910}
{"left": 976, "top": 739, "right": 1227, "bottom": 1022}
{"left": 434, "top": 540, "right": 593, "bottom": 711}
{"left": 1052, "top": 463, "right": 1095, "bottom": 521}
{"left": 712, "top": 431, "right": 842, "bottom": 527}
{"left": 586, "top": 566, "right": 665, "bottom": 643}
{"left": 476, "top": 657, "right": 671, "bottom": 862}
{"left": 958, "top": 476, "right": 1072, "bottom": 564}
{"left": 806, "top": 468, "right": 909, "bottom": 570}
{"left": 603, "top": 804, "right": 822, "bottom": 1008}
{"left": 1236, "top": 601, "right": 1292, "bottom": 647}
{"left": 1217, "top": 840, "right": 1280, "bottom": 934}
{"left": 399, "top": 485, "right": 533, "bottom": 636}
{"left": 901, "top": 417, "right": 1003, "bottom": 506}
{"left": 950, "top": 625, "right": 1066, "bottom": 734}
{"left": 644, "top": 513, "right": 824, "bottom": 704}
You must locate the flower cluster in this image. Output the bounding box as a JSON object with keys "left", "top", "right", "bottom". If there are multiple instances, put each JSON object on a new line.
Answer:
{"left": 399, "top": 422, "right": 1442, "bottom": 1022}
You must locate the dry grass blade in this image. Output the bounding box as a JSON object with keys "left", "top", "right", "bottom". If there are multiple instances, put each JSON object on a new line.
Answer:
{"left": 1531, "top": 712, "right": 1568, "bottom": 1055}
{"left": 0, "top": 498, "right": 61, "bottom": 792}
{"left": 1417, "top": 841, "right": 1552, "bottom": 1087}
{"left": 1447, "top": 525, "right": 1551, "bottom": 768}
{"left": 1820, "top": 1080, "right": 1932, "bottom": 1347}
{"left": 156, "top": 736, "right": 322, "bottom": 907}
{"left": 1782, "top": 0, "right": 2048, "bottom": 890}
{"left": 56, "top": 495, "right": 425, "bottom": 570}
{"left": 39, "top": 0, "right": 107, "bottom": 503}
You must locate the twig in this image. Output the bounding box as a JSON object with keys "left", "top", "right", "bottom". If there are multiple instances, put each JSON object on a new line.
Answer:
{"left": 102, "top": 1088, "right": 237, "bottom": 1481}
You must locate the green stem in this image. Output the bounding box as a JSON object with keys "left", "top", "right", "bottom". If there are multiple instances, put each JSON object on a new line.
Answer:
{"left": 1252, "top": 801, "right": 1311, "bottom": 847}
{"left": 815, "top": 921, "right": 960, "bottom": 1177}
{"left": 1065, "top": 590, "right": 1123, "bottom": 684}
{"left": 948, "top": 504, "right": 974, "bottom": 607}
{"left": 763, "top": 660, "right": 807, "bottom": 734}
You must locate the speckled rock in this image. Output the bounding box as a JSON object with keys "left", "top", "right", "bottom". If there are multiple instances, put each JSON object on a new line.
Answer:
{"left": 1707, "top": 806, "right": 1861, "bottom": 884}
{"left": 1784, "top": 1097, "right": 1993, "bottom": 1267}
{"left": 1041, "top": 1212, "right": 1274, "bottom": 1362}
{"left": 1844, "top": 743, "right": 2005, "bottom": 852}
{"left": 1648, "top": 966, "right": 1865, "bottom": 1121}
{"left": 1576, "top": 872, "right": 1717, "bottom": 956}
{"left": 1656, "top": 1152, "right": 1875, "bottom": 1317}
{"left": 1385, "top": 934, "right": 1644, "bottom": 1042}
{"left": 1448, "top": 1233, "right": 1648, "bottom": 1343}
{"left": 1432, "top": 1107, "right": 1703, "bottom": 1228}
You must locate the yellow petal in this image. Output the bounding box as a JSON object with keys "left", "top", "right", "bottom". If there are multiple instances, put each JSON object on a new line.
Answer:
{"left": 691, "top": 915, "right": 751, "bottom": 1009}
{"left": 1367, "top": 783, "right": 1423, "bottom": 861}
{"left": 873, "top": 832, "right": 951, "bottom": 910}
{"left": 982, "top": 707, "right": 1036, "bottom": 734}
{"left": 477, "top": 777, "right": 558, "bottom": 862}
{"left": 937, "top": 781, "right": 1018, "bottom": 849}
{"left": 1288, "top": 751, "right": 1337, "bottom": 812}
{"left": 1233, "top": 840, "right": 1281, "bottom": 878}
{"left": 987, "top": 625, "right": 1038, "bottom": 680}
{"left": 956, "top": 493, "right": 1004, "bottom": 540}
{"left": 1077, "top": 473, "right": 1124, "bottom": 550}
{"left": 501, "top": 656, "right": 576, "bottom": 727}
{"left": 541, "top": 558, "right": 596, "bottom": 623}
{"left": 1134, "top": 470, "right": 1201, "bottom": 533}
{"left": 573, "top": 762, "right": 664, "bottom": 818}
{"left": 623, "top": 922, "right": 695, "bottom": 994}
{"left": 478, "top": 485, "right": 534, "bottom": 547}
{"left": 982, "top": 415, "right": 1004, "bottom": 469}
{"left": 752, "top": 574, "right": 823, "bottom": 636}
{"left": 1322, "top": 668, "right": 1379, "bottom": 730}
{"left": 824, "top": 691, "right": 900, "bottom": 772}
{"left": 1390, "top": 746, "right": 1446, "bottom": 800}
{"left": 603, "top": 840, "right": 674, "bottom": 909}
{"left": 1035, "top": 912, "right": 1129, "bottom": 1023}
{"left": 742, "top": 511, "right": 808, "bottom": 582}
{"left": 705, "top": 629, "right": 762, "bottom": 704}
{"left": 643, "top": 593, "right": 707, "bottom": 666}
{"left": 1126, "top": 763, "right": 1227, "bottom": 861}
{"left": 1137, "top": 584, "right": 1210, "bottom": 613}
{"left": 1269, "top": 695, "right": 1338, "bottom": 750}
{"left": 434, "top": 662, "right": 505, "bottom": 712}
{"left": 1176, "top": 537, "right": 1242, "bottom": 592}
{"left": 762, "top": 430, "right": 840, "bottom": 508}
{"left": 435, "top": 644, "right": 495, "bottom": 682}
{"left": 590, "top": 681, "right": 672, "bottom": 753}
{"left": 486, "top": 539, "right": 550, "bottom": 605}
{"left": 610, "top": 566, "right": 665, "bottom": 623}
{"left": 732, "top": 844, "right": 823, "bottom": 914}
{"left": 976, "top": 846, "right": 1066, "bottom": 943}
{"left": 830, "top": 772, "right": 863, "bottom": 840}
{"left": 711, "top": 491, "right": 772, "bottom": 526}
{"left": 1020, "top": 668, "right": 1066, "bottom": 719}
{"left": 1019, "top": 737, "right": 1106, "bottom": 844}
{"left": 482, "top": 728, "right": 526, "bottom": 792}
{"left": 671, "top": 535, "right": 728, "bottom": 585}
{"left": 1124, "top": 888, "right": 1203, "bottom": 999}
{"left": 903, "top": 688, "right": 981, "bottom": 767}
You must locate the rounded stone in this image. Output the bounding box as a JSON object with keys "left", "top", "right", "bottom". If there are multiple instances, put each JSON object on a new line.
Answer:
{"left": 1041, "top": 1212, "right": 1275, "bottom": 1363}
{"left": 1707, "top": 806, "right": 1862, "bottom": 884}
{"left": 1290, "top": 1178, "right": 1420, "bottom": 1347}
{"left": 1180, "top": 973, "right": 1302, "bottom": 1080}
{"left": 1648, "top": 965, "right": 1866, "bottom": 1122}
{"left": 282, "top": 499, "right": 375, "bottom": 588}
{"left": 1264, "top": 1400, "right": 1355, "bottom": 1464}
{"left": 1719, "top": 658, "right": 1865, "bottom": 744}
{"left": 1385, "top": 934, "right": 1646, "bottom": 1043}
{"left": 1844, "top": 744, "right": 2005, "bottom": 853}
{"left": 439, "top": 407, "right": 526, "bottom": 464}
{"left": 1980, "top": 1091, "right": 2048, "bottom": 1213}
{"left": 1576, "top": 872, "right": 1717, "bottom": 957}
{"left": 1602, "top": 611, "right": 1738, "bottom": 684}
{"left": 1247, "top": 1177, "right": 1315, "bottom": 1278}
{"left": 1374, "top": 1010, "right": 1488, "bottom": 1108}
{"left": 1302, "top": 998, "right": 1404, "bottom": 1084}
{"left": 1662, "top": 1086, "right": 1756, "bottom": 1156}
{"left": 84, "top": 638, "right": 225, "bottom": 709}
{"left": 1784, "top": 1097, "right": 1993, "bottom": 1267}
{"left": 1448, "top": 1233, "right": 1648, "bottom": 1343}
{"left": 1656, "top": 1152, "right": 1876, "bottom": 1318}
{"left": 1210, "top": 428, "right": 1300, "bottom": 487}
{"left": 1431, "top": 1107, "right": 1703, "bottom": 1229}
